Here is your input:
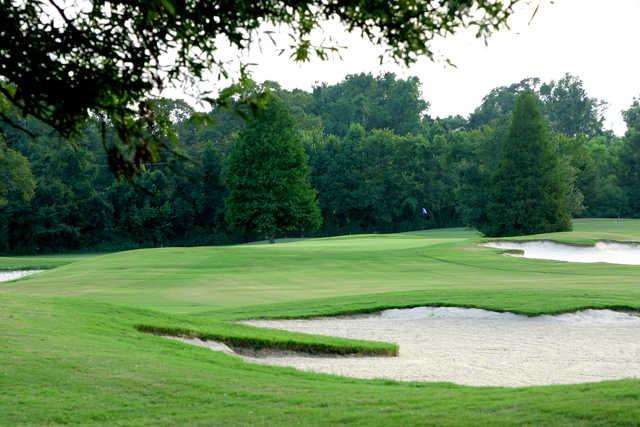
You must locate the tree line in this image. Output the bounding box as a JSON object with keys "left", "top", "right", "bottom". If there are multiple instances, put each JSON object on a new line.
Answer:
{"left": 2, "top": 72, "right": 640, "bottom": 253}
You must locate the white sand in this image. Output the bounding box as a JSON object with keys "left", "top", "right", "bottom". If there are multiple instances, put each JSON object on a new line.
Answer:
{"left": 0, "top": 270, "right": 42, "bottom": 282}
{"left": 482, "top": 240, "right": 640, "bottom": 265}
{"left": 169, "top": 307, "right": 640, "bottom": 387}
{"left": 163, "top": 335, "right": 236, "bottom": 355}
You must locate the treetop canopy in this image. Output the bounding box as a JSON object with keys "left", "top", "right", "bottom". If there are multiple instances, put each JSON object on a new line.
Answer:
{"left": 0, "top": 0, "right": 520, "bottom": 176}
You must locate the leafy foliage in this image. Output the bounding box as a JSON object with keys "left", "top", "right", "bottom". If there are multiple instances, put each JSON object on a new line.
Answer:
{"left": 0, "top": 0, "right": 521, "bottom": 175}
{"left": 619, "top": 99, "right": 640, "bottom": 216}
{"left": 540, "top": 74, "right": 606, "bottom": 137}
{"left": 1, "top": 73, "right": 639, "bottom": 252}
{"left": 0, "top": 140, "right": 34, "bottom": 208}
{"left": 469, "top": 74, "right": 605, "bottom": 138}
{"left": 223, "top": 96, "right": 321, "bottom": 240}
{"left": 309, "top": 73, "right": 428, "bottom": 136}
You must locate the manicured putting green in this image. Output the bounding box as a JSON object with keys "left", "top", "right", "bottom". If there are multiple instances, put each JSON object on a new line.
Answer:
{"left": 6, "top": 219, "right": 640, "bottom": 315}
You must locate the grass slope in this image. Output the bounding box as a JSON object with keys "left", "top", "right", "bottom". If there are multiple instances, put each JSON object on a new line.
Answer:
{"left": 2, "top": 218, "right": 640, "bottom": 425}
{"left": 0, "top": 253, "right": 94, "bottom": 270}
{"left": 497, "top": 218, "right": 640, "bottom": 245}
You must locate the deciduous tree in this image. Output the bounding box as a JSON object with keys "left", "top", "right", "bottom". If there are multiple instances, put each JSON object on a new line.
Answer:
{"left": 0, "top": 0, "right": 521, "bottom": 175}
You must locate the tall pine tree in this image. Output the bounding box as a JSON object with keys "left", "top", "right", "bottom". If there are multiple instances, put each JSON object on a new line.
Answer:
{"left": 224, "top": 96, "right": 322, "bottom": 242}
{"left": 482, "top": 91, "right": 571, "bottom": 236}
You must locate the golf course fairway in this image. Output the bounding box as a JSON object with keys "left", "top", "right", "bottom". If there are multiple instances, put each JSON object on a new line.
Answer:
{"left": 2, "top": 218, "right": 640, "bottom": 425}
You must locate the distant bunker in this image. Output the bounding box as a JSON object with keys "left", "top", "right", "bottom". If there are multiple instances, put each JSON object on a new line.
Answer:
{"left": 0, "top": 270, "right": 42, "bottom": 282}
{"left": 482, "top": 240, "right": 640, "bottom": 265}
{"left": 171, "top": 307, "right": 640, "bottom": 387}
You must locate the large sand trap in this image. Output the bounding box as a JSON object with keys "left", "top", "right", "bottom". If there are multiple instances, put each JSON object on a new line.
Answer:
{"left": 0, "top": 270, "right": 42, "bottom": 282}
{"left": 483, "top": 240, "right": 640, "bottom": 265}
{"left": 169, "top": 307, "right": 640, "bottom": 387}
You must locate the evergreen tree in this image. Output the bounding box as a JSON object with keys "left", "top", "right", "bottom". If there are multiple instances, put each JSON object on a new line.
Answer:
{"left": 482, "top": 92, "right": 571, "bottom": 236}
{"left": 223, "top": 96, "right": 321, "bottom": 241}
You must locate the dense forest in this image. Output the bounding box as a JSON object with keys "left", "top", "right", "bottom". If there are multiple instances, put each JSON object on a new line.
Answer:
{"left": 2, "top": 72, "right": 640, "bottom": 253}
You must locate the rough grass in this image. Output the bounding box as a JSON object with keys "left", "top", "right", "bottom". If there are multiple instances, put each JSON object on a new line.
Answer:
{"left": 2, "top": 218, "right": 640, "bottom": 425}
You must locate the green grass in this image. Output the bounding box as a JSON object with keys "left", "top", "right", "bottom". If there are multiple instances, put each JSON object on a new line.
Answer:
{"left": 2, "top": 218, "right": 640, "bottom": 425}
{"left": 0, "top": 253, "right": 95, "bottom": 270}
{"left": 494, "top": 217, "right": 640, "bottom": 245}
{"left": 135, "top": 321, "right": 398, "bottom": 356}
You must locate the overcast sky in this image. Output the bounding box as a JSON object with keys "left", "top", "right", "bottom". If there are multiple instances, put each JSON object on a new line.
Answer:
{"left": 168, "top": 0, "right": 640, "bottom": 135}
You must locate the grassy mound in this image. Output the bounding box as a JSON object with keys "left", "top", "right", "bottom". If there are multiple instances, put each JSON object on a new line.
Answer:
{"left": 136, "top": 323, "right": 398, "bottom": 356}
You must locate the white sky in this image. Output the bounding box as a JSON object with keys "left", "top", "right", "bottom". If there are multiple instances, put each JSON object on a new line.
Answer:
{"left": 168, "top": 0, "right": 640, "bottom": 135}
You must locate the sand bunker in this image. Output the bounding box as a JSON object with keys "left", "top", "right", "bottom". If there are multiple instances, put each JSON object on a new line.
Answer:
{"left": 164, "top": 335, "right": 236, "bottom": 355}
{"left": 170, "top": 307, "right": 640, "bottom": 387}
{"left": 0, "top": 270, "right": 42, "bottom": 282}
{"left": 483, "top": 240, "right": 640, "bottom": 265}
